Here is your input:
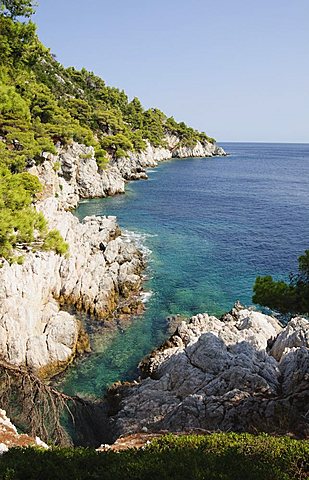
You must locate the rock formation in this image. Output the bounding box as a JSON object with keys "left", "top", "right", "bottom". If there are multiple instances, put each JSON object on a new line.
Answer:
{"left": 29, "top": 142, "right": 125, "bottom": 211}
{"left": 0, "top": 199, "right": 144, "bottom": 376}
{"left": 31, "top": 137, "right": 226, "bottom": 210}
{"left": 112, "top": 134, "right": 226, "bottom": 183}
{"left": 106, "top": 304, "right": 309, "bottom": 439}
{"left": 0, "top": 409, "right": 48, "bottom": 453}
{"left": 0, "top": 137, "right": 225, "bottom": 377}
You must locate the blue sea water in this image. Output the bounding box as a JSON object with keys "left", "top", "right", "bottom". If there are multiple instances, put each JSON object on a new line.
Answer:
{"left": 57, "top": 143, "right": 309, "bottom": 398}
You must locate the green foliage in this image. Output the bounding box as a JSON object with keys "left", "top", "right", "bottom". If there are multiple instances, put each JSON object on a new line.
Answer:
{"left": 0, "top": 83, "right": 57, "bottom": 172}
{"left": 79, "top": 153, "right": 92, "bottom": 160}
{"left": 0, "top": 16, "right": 46, "bottom": 69}
{"left": 100, "top": 133, "right": 133, "bottom": 157}
{"left": 253, "top": 250, "right": 309, "bottom": 314}
{"left": 166, "top": 116, "right": 216, "bottom": 147}
{"left": 62, "top": 98, "right": 92, "bottom": 127}
{"left": 253, "top": 276, "right": 298, "bottom": 314}
{"left": 125, "top": 96, "right": 143, "bottom": 129}
{"left": 0, "top": 4, "right": 217, "bottom": 263}
{"left": 0, "top": 0, "right": 36, "bottom": 18}
{"left": 42, "top": 229, "right": 68, "bottom": 256}
{"left": 298, "top": 250, "right": 309, "bottom": 281}
{"left": 129, "top": 130, "right": 146, "bottom": 151}
{"left": 0, "top": 433, "right": 307, "bottom": 480}
{"left": 0, "top": 170, "right": 43, "bottom": 262}
{"left": 0, "top": 83, "right": 30, "bottom": 120}
{"left": 94, "top": 146, "right": 109, "bottom": 170}
{"left": 52, "top": 161, "right": 60, "bottom": 171}
{"left": 141, "top": 108, "right": 167, "bottom": 147}
{"left": 0, "top": 170, "right": 68, "bottom": 263}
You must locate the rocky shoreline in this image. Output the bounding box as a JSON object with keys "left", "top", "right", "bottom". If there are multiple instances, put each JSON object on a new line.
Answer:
{"left": 104, "top": 303, "right": 309, "bottom": 441}
{"left": 0, "top": 136, "right": 308, "bottom": 447}
{"left": 0, "top": 200, "right": 145, "bottom": 377}
{"left": 0, "top": 136, "right": 225, "bottom": 378}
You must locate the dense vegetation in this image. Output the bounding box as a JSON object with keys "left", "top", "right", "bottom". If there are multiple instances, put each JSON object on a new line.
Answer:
{"left": 0, "top": 0, "right": 215, "bottom": 264}
{"left": 0, "top": 433, "right": 307, "bottom": 480}
{"left": 253, "top": 250, "right": 309, "bottom": 315}
{"left": 0, "top": 170, "right": 68, "bottom": 262}
{"left": 0, "top": 1, "right": 70, "bottom": 262}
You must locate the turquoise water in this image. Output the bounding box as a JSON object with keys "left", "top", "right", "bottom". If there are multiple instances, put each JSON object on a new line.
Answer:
{"left": 57, "top": 143, "right": 309, "bottom": 398}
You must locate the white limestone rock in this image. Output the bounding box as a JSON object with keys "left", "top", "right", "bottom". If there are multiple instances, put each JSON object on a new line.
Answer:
{"left": 270, "top": 317, "right": 309, "bottom": 361}
{"left": 0, "top": 409, "right": 48, "bottom": 451}
{"left": 112, "top": 135, "right": 226, "bottom": 182}
{"left": 0, "top": 443, "right": 9, "bottom": 455}
{"left": 107, "top": 307, "right": 308, "bottom": 439}
{"left": 0, "top": 196, "right": 144, "bottom": 373}
{"left": 30, "top": 143, "right": 125, "bottom": 210}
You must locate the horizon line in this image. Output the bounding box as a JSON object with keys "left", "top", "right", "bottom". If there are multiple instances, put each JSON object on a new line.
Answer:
{"left": 219, "top": 141, "right": 309, "bottom": 145}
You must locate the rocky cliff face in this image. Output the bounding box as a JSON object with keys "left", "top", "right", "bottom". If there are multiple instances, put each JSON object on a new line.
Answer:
{"left": 30, "top": 142, "right": 125, "bottom": 211}
{"left": 0, "top": 198, "right": 144, "bottom": 377}
{"left": 106, "top": 304, "right": 309, "bottom": 439}
{"left": 0, "top": 138, "right": 225, "bottom": 377}
{"left": 112, "top": 134, "right": 226, "bottom": 182}
{"left": 33, "top": 137, "right": 226, "bottom": 210}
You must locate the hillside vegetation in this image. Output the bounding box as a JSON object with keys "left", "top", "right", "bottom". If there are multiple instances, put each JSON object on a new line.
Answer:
{"left": 0, "top": 0, "right": 215, "bottom": 264}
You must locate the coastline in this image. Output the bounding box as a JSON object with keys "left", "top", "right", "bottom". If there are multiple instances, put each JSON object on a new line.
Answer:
{"left": 0, "top": 140, "right": 309, "bottom": 447}
{"left": 102, "top": 303, "right": 309, "bottom": 442}
{"left": 0, "top": 136, "right": 226, "bottom": 379}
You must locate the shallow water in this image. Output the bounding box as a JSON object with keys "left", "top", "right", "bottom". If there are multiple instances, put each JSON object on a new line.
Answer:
{"left": 56, "top": 143, "right": 309, "bottom": 397}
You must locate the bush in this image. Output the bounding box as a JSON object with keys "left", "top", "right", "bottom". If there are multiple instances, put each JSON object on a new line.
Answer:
{"left": 42, "top": 229, "right": 69, "bottom": 256}
{"left": 52, "top": 161, "right": 61, "bottom": 171}
{"left": 0, "top": 433, "right": 307, "bottom": 480}
{"left": 253, "top": 250, "right": 309, "bottom": 314}
{"left": 0, "top": 170, "right": 69, "bottom": 263}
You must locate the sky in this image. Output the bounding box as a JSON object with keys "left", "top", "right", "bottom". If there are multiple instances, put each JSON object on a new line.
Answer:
{"left": 34, "top": 0, "right": 309, "bottom": 143}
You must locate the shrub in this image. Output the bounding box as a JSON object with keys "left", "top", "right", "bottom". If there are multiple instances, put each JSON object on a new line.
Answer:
{"left": 52, "top": 161, "right": 61, "bottom": 171}
{"left": 253, "top": 250, "right": 309, "bottom": 314}
{"left": 0, "top": 433, "right": 307, "bottom": 480}
{"left": 42, "top": 229, "right": 69, "bottom": 256}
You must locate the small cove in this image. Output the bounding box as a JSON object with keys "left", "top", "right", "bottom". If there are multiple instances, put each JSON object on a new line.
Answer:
{"left": 56, "top": 142, "right": 309, "bottom": 398}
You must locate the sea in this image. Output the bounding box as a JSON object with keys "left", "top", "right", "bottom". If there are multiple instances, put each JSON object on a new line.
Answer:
{"left": 55, "top": 142, "right": 309, "bottom": 398}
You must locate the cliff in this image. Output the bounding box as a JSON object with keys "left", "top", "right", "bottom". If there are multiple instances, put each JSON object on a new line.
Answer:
{"left": 0, "top": 201, "right": 144, "bottom": 376}
{"left": 34, "top": 136, "right": 225, "bottom": 210}
{"left": 112, "top": 134, "right": 225, "bottom": 182}
{"left": 0, "top": 138, "right": 225, "bottom": 377}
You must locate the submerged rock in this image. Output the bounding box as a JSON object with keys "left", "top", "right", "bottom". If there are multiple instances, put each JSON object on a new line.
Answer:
{"left": 106, "top": 306, "right": 309, "bottom": 440}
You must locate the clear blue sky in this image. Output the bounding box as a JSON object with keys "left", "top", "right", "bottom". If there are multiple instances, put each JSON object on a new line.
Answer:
{"left": 34, "top": 0, "right": 309, "bottom": 143}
